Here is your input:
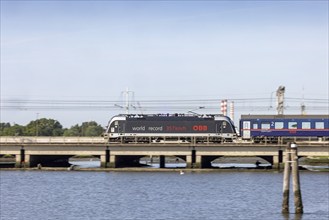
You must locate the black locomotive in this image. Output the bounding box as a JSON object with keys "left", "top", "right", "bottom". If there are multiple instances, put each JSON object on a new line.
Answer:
{"left": 104, "top": 114, "right": 237, "bottom": 143}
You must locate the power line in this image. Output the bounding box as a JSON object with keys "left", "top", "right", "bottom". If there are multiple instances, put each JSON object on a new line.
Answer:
{"left": 2, "top": 97, "right": 328, "bottom": 104}
{"left": 1, "top": 97, "right": 328, "bottom": 112}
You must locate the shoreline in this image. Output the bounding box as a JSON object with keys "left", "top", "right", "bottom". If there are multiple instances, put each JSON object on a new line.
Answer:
{"left": 0, "top": 166, "right": 275, "bottom": 172}
{"left": 1, "top": 166, "right": 328, "bottom": 172}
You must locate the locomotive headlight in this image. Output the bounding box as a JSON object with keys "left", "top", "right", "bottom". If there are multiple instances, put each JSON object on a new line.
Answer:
{"left": 290, "top": 143, "right": 297, "bottom": 148}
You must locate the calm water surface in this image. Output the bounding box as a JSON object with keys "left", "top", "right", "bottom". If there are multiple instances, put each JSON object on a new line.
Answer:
{"left": 0, "top": 170, "right": 328, "bottom": 220}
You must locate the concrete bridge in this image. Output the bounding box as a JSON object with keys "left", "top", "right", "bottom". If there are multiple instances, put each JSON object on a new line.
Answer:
{"left": 0, "top": 136, "right": 328, "bottom": 169}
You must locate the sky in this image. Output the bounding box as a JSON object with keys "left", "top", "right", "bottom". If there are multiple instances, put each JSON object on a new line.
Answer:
{"left": 1, "top": 1, "right": 328, "bottom": 127}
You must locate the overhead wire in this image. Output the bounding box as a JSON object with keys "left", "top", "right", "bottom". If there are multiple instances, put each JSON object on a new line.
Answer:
{"left": 1, "top": 97, "right": 328, "bottom": 112}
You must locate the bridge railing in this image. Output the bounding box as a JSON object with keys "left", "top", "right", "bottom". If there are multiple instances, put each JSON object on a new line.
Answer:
{"left": 0, "top": 136, "right": 106, "bottom": 144}
{"left": 1, "top": 136, "right": 328, "bottom": 146}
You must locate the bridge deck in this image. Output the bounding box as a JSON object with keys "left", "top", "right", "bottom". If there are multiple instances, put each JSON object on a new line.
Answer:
{"left": 1, "top": 136, "right": 327, "bottom": 169}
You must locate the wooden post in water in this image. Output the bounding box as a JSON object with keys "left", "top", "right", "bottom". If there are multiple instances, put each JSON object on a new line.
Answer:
{"left": 281, "top": 142, "right": 303, "bottom": 214}
{"left": 291, "top": 143, "right": 303, "bottom": 214}
{"left": 282, "top": 144, "right": 291, "bottom": 213}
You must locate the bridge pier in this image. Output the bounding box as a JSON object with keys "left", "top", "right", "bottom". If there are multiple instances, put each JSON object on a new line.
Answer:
{"left": 185, "top": 149, "right": 196, "bottom": 168}
{"left": 15, "top": 147, "right": 27, "bottom": 168}
{"left": 15, "top": 155, "right": 21, "bottom": 167}
{"left": 186, "top": 155, "right": 192, "bottom": 168}
{"left": 109, "top": 155, "right": 116, "bottom": 168}
{"left": 100, "top": 148, "right": 110, "bottom": 168}
{"left": 15, "top": 154, "right": 30, "bottom": 168}
{"left": 194, "top": 155, "right": 217, "bottom": 168}
{"left": 263, "top": 150, "right": 283, "bottom": 170}
{"left": 24, "top": 154, "right": 30, "bottom": 167}
{"left": 107, "top": 155, "right": 143, "bottom": 168}
{"left": 16, "top": 154, "right": 30, "bottom": 168}
{"left": 195, "top": 155, "right": 202, "bottom": 168}
{"left": 15, "top": 148, "right": 30, "bottom": 168}
{"left": 100, "top": 155, "right": 107, "bottom": 168}
{"left": 187, "top": 149, "right": 196, "bottom": 168}
{"left": 273, "top": 155, "right": 280, "bottom": 170}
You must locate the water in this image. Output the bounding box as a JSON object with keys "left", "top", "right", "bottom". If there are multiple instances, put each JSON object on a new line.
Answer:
{"left": 70, "top": 160, "right": 326, "bottom": 170}
{"left": 69, "top": 160, "right": 269, "bottom": 169}
{"left": 69, "top": 160, "right": 101, "bottom": 168}
{"left": 0, "top": 171, "right": 328, "bottom": 220}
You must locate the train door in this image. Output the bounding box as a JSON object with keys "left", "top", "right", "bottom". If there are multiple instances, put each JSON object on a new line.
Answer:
{"left": 118, "top": 122, "right": 125, "bottom": 135}
{"left": 216, "top": 122, "right": 224, "bottom": 135}
{"left": 216, "top": 124, "right": 220, "bottom": 135}
{"left": 114, "top": 120, "right": 125, "bottom": 135}
{"left": 242, "top": 121, "right": 251, "bottom": 139}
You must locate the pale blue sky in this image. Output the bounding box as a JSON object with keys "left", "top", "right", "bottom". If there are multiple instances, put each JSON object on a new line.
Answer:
{"left": 1, "top": 1, "right": 328, "bottom": 127}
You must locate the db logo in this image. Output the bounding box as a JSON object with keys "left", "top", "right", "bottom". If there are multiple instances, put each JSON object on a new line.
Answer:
{"left": 193, "top": 125, "right": 208, "bottom": 131}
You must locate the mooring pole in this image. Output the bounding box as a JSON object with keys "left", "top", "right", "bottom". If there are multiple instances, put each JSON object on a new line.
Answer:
{"left": 282, "top": 144, "right": 291, "bottom": 214}
{"left": 291, "top": 143, "right": 303, "bottom": 214}
{"left": 282, "top": 142, "right": 303, "bottom": 214}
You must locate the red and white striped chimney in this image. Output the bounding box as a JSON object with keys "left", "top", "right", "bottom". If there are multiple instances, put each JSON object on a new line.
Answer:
{"left": 221, "top": 100, "right": 227, "bottom": 116}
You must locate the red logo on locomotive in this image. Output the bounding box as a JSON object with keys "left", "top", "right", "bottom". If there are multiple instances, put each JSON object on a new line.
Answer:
{"left": 192, "top": 125, "right": 208, "bottom": 131}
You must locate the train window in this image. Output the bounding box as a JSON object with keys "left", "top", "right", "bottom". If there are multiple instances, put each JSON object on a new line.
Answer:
{"left": 261, "top": 123, "right": 270, "bottom": 129}
{"left": 315, "top": 122, "right": 324, "bottom": 129}
{"left": 302, "top": 122, "right": 311, "bottom": 129}
{"left": 253, "top": 123, "right": 258, "bottom": 129}
{"left": 275, "top": 122, "right": 284, "bottom": 129}
{"left": 288, "top": 122, "right": 298, "bottom": 129}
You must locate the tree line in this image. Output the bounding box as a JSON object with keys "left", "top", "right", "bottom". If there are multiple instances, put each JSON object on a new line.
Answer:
{"left": 0, "top": 118, "right": 104, "bottom": 136}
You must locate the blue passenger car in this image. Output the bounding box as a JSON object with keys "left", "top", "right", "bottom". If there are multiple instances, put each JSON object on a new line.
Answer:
{"left": 240, "top": 115, "right": 329, "bottom": 142}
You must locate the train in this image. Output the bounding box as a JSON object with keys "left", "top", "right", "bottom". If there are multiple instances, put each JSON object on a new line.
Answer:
{"left": 104, "top": 114, "right": 237, "bottom": 143}
{"left": 104, "top": 114, "right": 329, "bottom": 143}
{"left": 240, "top": 114, "right": 329, "bottom": 142}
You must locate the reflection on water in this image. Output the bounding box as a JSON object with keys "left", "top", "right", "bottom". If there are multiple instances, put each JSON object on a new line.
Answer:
{"left": 282, "top": 213, "right": 303, "bottom": 220}
{"left": 69, "top": 158, "right": 100, "bottom": 168}
{"left": 70, "top": 159, "right": 328, "bottom": 171}
{"left": 141, "top": 162, "right": 187, "bottom": 168}
{"left": 212, "top": 162, "right": 271, "bottom": 168}
{"left": 301, "top": 165, "right": 329, "bottom": 172}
